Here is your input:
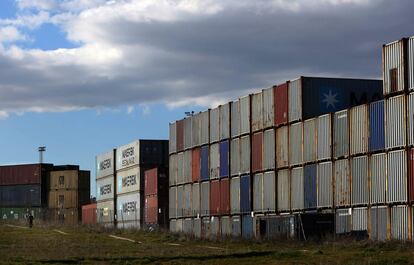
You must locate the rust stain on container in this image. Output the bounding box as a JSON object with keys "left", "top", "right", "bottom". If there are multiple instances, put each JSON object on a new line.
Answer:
{"left": 252, "top": 132, "right": 263, "bottom": 172}
{"left": 220, "top": 178, "right": 230, "bottom": 215}
{"left": 274, "top": 82, "right": 288, "bottom": 126}
{"left": 192, "top": 148, "right": 201, "bottom": 182}
{"left": 210, "top": 180, "right": 220, "bottom": 216}
{"left": 176, "top": 119, "right": 184, "bottom": 152}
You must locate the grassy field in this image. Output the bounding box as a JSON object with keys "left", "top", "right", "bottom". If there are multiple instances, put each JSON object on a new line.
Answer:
{"left": 1, "top": 222, "right": 414, "bottom": 264}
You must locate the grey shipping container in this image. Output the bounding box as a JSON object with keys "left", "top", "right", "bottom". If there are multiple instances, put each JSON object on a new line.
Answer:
{"left": 370, "top": 206, "right": 388, "bottom": 241}
{"left": 370, "top": 153, "right": 386, "bottom": 205}
{"left": 96, "top": 175, "right": 114, "bottom": 202}
{"left": 209, "top": 143, "right": 220, "bottom": 179}
{"left": 169, "top": 154, "right": 177, "bottom": 186}
{"left": 350, "top": 105, "right": 368, "bottom": 156}
{"left": 210, "top": 107, "right": 220, "bottom": 143}
{"left": 221, "top": 216, "right": 232, "bottom": 237}
{"left": 387, "top": 150, "right": 407, "bottom": 203}
{"left": 169, "top": 187, "right": 177, "bottom": 219}
{"left": 183, "top": 184, "right": 192, "bottom": 217}
{"left": 291, "top": 167, "right": 304, "bottom": 211}
{"left": 193, "top": 218, "right": 201, "bottom": 238}
{"left": 303, "top": 118, "right": 317, "bottom": 163}
{"left": 336, "top": 208, "right": 351, "bottom": 234}
{"left": 263, "top": 129, "right": 275, "bottom": 170}
{"left": 231, "top": 100, "right": 241, "bottom": 138}
{"left": 317, "top": 114, "right": 331, "bottom": 161}
{"left": 210, "top": 216, "right": 220, "bottom": 240}
{"left": 192, "top": 183, "right": 200, "bottom": 217}
{"left": 252, "top": 92, "right": 263, "bottom": 132}
{"left": 263, "top": 87, "right": 274, "bottom": 128}
{"left": 169, "top": 122, "right": 177, "bottom": 154}
{"left": 240, "top": 136, "right": 251, "bottom": 174}
{"left": 170, "top": 219, "right": 176, "bottom": 233}
{"left": 231, "top": 215, "right": 242, "bottom": 237}
{"left": 277, "top": 169, "right": 290, "bottom": 212}
{"left": 192, "top": 113, "right": 200, "bottom": 147}
{"left": 117, "top": 192, "right": 141, "bottom": 228}
{"left": 335, "top": 159, "right": 350, "bottom": 207}
{"left": 183, "top": 150, "right": 192, "bottom": 183}
{"left": 263, "top": 171, "right": 276, "bottom": 211}
{"left": 383, "top": 39, "right": 405, "bottom": 95}
{"left": 289, "top": 78, "right": 302, "bottom": 123}
{"left": 230, "top": 138, "right": 240, "bottom": 176}
{"left": 351, "top": 156, "right": 368, "bottom": 206}
{"left": 334, "top": 110, "right": 349, "bottom": 158}
{"left": 184, "top": 117, "right": 192, "bottom": 149}
{"left": 230, "top": 177, "right": 240, "bottom": 214}
{"left": 410, "top": 37, "right": 414, "bottom": 91}
{"left": 200, "top": 110, "right": 209, "bottom": 145}
{"left": 253, "top": 173, "right": 263, "bottom": 212}
{"left": 176, "top": 219, "right": 183, "bottom": 233}
{"left": 317, "top": 162, "right": 332, "bottom": 208}
{"left": 183, "top": 218, "right": 193, "bottom": 235}
{"left": 220, "top": 103, "right": 230, "bottom": 140}
{"left": 390, "top": 205, "right": 409, "bottom": 241}
{"left": 289, "top": 123, "right": 303, "bottom": 166}
{"left": 176, "top": 152, "right": 184, "bottom": 185}
{"left": 240, "top": 96, "right": 250, "bottom": 135}
{"left": 96, "top": 150, "right": 115, "bottom": 179}
{"left": 408, "top": 93, "right": 414, "bottom": 145}
{"left": 200, "top": 182, "right": 210, "bottom": 216}
{"left": 385, "top": 95, "right": 406, "bottom": 149}
{"left": 177, "top": 185, "right": 183, "bottom": 218}
{"left": 352, "top": 207, "right": 368, "bottom": 232}
{"left": 276, "top": 126, "right": 289, "bottom": 168}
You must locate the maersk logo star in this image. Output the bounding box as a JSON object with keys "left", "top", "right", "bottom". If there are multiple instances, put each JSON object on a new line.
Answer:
{"left": 322, "top": 90, "right": 339, "bottom": 109}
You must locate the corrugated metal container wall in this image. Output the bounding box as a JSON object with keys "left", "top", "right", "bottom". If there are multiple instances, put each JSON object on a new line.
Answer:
{"left": 184, "top": 150, "right": 192, "bottom": 183}
{"left": 96, "top": 176, "right": 114, "bottom": 202}
{"left": 200, "top": 146, "right": 209, "bottom": 181}
{"left": 289, "top": 123, "right": 303, "bottom": 166}
{"left": 117, "top": 192, "right": 141, "bottom": 227}
{"left": 221, "top": 216, "right": 231, "bottom": 236}
{"left": 383, "top": 40, "right": 405, "bottom": 95}
{"left": 192, "top": 183, "right": 200, "bottom": 216}
{"left": 145, "top": 196, "right": 157, "bottom": 224}
{"left": 230, "top": 177, "right": 240, "bottom": 214}
{"left": 0, "top": 184, "right": 41, "bottom": 207}
{"left": 263, "top": 171, "right": 276, "bottom": 211}
{"left": 176, "top": 219, "right": 183, "bottom": 233}
{"left": 176, "top": 152, "right": 184, "bottom": 184}
{"left": 184, "top": 117, "right": 192, "bottom": 149}
{"left": 369, "top": 100, "right": 385, "bottom": 152}
{"left": 193, "top": 218, "right": 201, "bottom": 238}
{"left": 317, "top": 114, "right": 331, "bottom": 161}
{"left": 303, "top": 119, "right": 317, "bottom": 163}
{"left": 200, "top": 110, "right": 209, "bottom": 145}
{"left": 240, "top": 136, "right": 251, "bottom": 174}
{"left": 370, "top": 153, "right": 386, "bottom": 205}
{"left": 253, "top": 173, "right": 263, "bottom": 212}
{"left": 251, "top": 92, "right": 263, "bottom": 132}
{"left": 242, "top": 215, "right": 253, "bottom": 239}
{"left": 117, "top": 167, "right": 140, "bottom": 195}
{"left": 351, "top": 156, "right": 368, "bottom": 206}
{"left": 220, "top": 103, "right": 230, "bottom": 140}
{"left": 209, "top": 143, "right": 220, "bottom": 179}
{"left": 408, "top": 93, "right": 414, "bottom": 146}
{"left": 192, "top": 113, "right": 201, "bottom": 147}
{"left": 240, "top": 175, "right": 251, "bottom": 213}
{"left": 176, "top": 119, "right": 184, "bottom": 152}
{"left": 96, "top": 151, "right": 114, "bottom": 179}
{"left": 252, "top": 132, "right": 263, "bottom": 173}
{"left": 336, "top": 208, "right": 351, "bottom": 234}
{"left": 210, "top": 180, "right": 220, "bottom": 215}
{"left": 210, "top": 216, "right": 220, "bottom": 239}
{"left": 170, "top": 219, "right": 176, "bottom": 233}
{"left": 144, "top": 168, "right": 157, "bottom": 196}
{"left": 183, "top": 184, "right": 192, "bottom": 217}
{"left": 391, "top": 205, "right": 409, "bottom": 241}
{"left": 352, "top": 207, "right": 368, "bottom": 232}
{"left": 289, "top": 78, "right": 302, "bottom": 123}
{"left": 210, "top": 107, "right": 220, "bottom": 143}
{"left": 220, "top": 178, "right": 230, "bottom": 215}
{"left": 335, "top": 159, "right": 350, "bottom": 207}
{"left": 350, "top": 105, "right": 368, "bottom": 156}
{"left": 387, "top": 150, "right": 407, "bottom": 203}
{"left": 277, "top": 169, "right": 290, "bottom": 212}
{"left": 240, "top": 96, "right": 250, "bottom": 135}
{"left": 231, "top": 100, "right": 241, "bottom": 138}
{"left": 169, "top": 187, "right": 176, "bottom": 219}
{"left": 201, "top": 216, "right": 211, "bottom": 239}
{"left": 263, "top": 87, "right": 274, "bottom": 129}
{"left": 334, "top": 110, "right": 349, "bottom": 158}
{"left": 276, "top": 126, "right": 289, "bottom": 168}
{"left": 192, "top": 148, "right": 200, "bottom": 182}
{"left": 410, "top": 37, "right": 414, "bottom": 91}
{"left": 97, "top": 200, "right": 114, "bottom": 225}
{"left": 409, "top": 148, "right": 414, "bottom": 202}
{"left": 230, "top": 138, "right": 240, "bottom": 176}
{"left": 263, "top": 129, "right": 275, "bottom": 170}
{"left": 200, "top": 182, "right": 210, "bottom": 216}
{"left": 231, "top": 215, "right": 242, "bottom": 237}
{"left": 370, "top": 206, "right": 388, "bottom": 241}
{"left": 183, "top": 218, "right": 193, "bottom": 235}
{"left": 0, "top": 164, "right": 44, "bottom": 185}
{"left": 274, "top": 83, "right": 288, "bottom": 126}
{"left": 304, "top": 164, "right": 317, "bottom": 209}
{"left": 82, "top": 203, "right": 97, "bottom": 225}
{"left": 219, "top": 140, "right": 229, "bottom": 178}
{"left": 291, "top": 167, "right": 304, "bottom": 211}
{"left": 317, "top": 162, "right": 332, "bottom": 208}
{"left": 169, "top": 122, "right": 177, "bottom": 154}
{"left": 385, "top": 95, "right": 406, "bottom": 149}
{"left": 176, "top": 185, "right": 183, "bottom": 218}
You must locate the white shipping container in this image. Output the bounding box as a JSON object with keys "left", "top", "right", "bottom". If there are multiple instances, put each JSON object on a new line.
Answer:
{"left": 317, "top": 162, "right": 332, "bottom": 208}
{"left": 303, "top": 119, "right": 317, "bottom": 163}
{"left": 352, "top": 207, "right": 368, "bottom": 232}
{"left": 231, "top": 100, "right": 241, "bottom": 138}
{"left": 96, "top": 150, "right": 115, "bottom": 179}
{"left": 317, "top": 114, "right": 331, "bottom": 160}
{"left": 200, "top": 182, "right": 210, "bottom": 216}
{"left": 210, "top": 107, "right": 220, "bottom": 143}
{"left": 220, "top": 103, "right": 230, "bottom": 140}
{"left": 387, "top": 150, "right": 407, "bottom": 203}
{"left": 351, "top": 156, "right": 368, "bottom": 206}
{"left": 240, "top": 96, "right": 250, "bottom": 135}
{"left": 289, "top": 123, "right": 303, "bottom": 166}
{"left": 116, "top": 140, "right": 140, "bottom": 171}
{"left": 97, "top": 200, "right": 114, "bottom": 224}
{"left": 240, "top": 136, "right": 251, "bottom": 174}
{"left": 117, "top": 191, "right": 141, "bottom": 225}
{"left": 291, "top": 167, "right": 304, "bottom": 211}
{"left": 408, "top": 93, "right": 414, "bottom": 145}
{"left": 383, "top": 40, "right": 405, "bottom": 95}
{"left": 117, "top": 166, "right": 140, "bottom": 195}
{"left": 289, "top": 78, "right": 302, "bottom": 122}
{"left": 169, "top": 154, "right": 177, "bottom": 186}
{"left": 192, "top": 113, "right": 201, "bottom": 147}
{"left": 200, "top": 110, "right": 209, "bottom": 145}
{"left": 177, "top": 185, "right": 184, "bottom": 218}
{"left": 370, "top": 153, "right": 386, "bottom": 205}
{"left": 209, "top": 143, "right": 220, "bottom": 179}
{"left": 263, "top": 129, "right": 275, "bottom": 170}
{"left": 192, "top": 183, "right": 200, "bottom": 217}
{"left": 193, "top": 218, "right": 201, "bottom": 238}
{"left": 263, "top": 171, "right": 276, "bottom": 211}
{"left": 391, "top": 205, "right": 409, "bottom": 241}
{"left": 386, "top": 95, "right": 406, "bottom": 149}
{"left": 335, "top": 159, "right": 350, "bottom": 207}
{"left": 277, "top": 169, "right": 290, "bottom": 211}
{"left": 230, "top": 138, "right": 240, "bottom": 176}
{"left": 183, "top": 184, "right": 192, "bottom": 217}
{"left": 221, "top": 216, "right": 232, "bottom": 236}
{"left": 263, "top": 87, "right": 274, "bottom": 128}
{"left": 253, "top": 173, "right": 263, "bottom": 212}
{"left": 169, "top": 187, "right": 177, "bottom": 219}
{"left": 183, "top": 150, "right": 192, "bottom": 183}
{"left": 251, "top": 92, "right": 263, "bottom": 132}
{"left": 96, "top": 175, "right": 114, "bottom": 201}
{"left": 231, "top": 177, "right": 240, "bottom": 214}
{"left": 276, "top": 126, "right": 289, "bottom": 168}
{"left": 169, "top": 122, "right": 177, "bottom": 154}
{"left": 350, "top": 105, "right": 368, "bottom": 155}
{"left": 184, "top": 117, "right": 192, "bottom": 149}
{"left": 334, "top": 110, "right": 349, "bottom": 158}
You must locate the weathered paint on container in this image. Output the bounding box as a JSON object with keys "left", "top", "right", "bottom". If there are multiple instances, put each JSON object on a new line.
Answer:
{"left": 352, "top": 207, "right": 368, "bottom": 232}
{"left": 176, "top": 219, "right": 183, "bottom": 233}
{"left": 144, "top": 196, "right": 157, "bottom": 224}
{"left": 253, "top": 173, "right": 263, "bottom": 212}
{"left": 192, "top": 113, "right": 201, "bottom": 147}
{"left": 96, "top": 175, "right": 114, "bottom": 202}
{"left": 144, "top": 167, "right": 167, "bottom": 197}
{"left": 200, "top": 110, "right": 209, "bottom": 145}
{"left": 251, "top": 91, "right": 263, "bottom": 132}
{"left": 200, "top": 181, "right": 210, "bottom": 216}
{"left": 274, "top": 83, "right": 288, "bottom": 126}
{"left": 317, "top": 114, "right": 331, "bottom": 161}
{"left": 231, "top": 215, "right": 242, "bottom": 237}
{"left": 201, "top": 217, "right": 211, "bottom": 239}
{"left": 263, "top": 171, "right": 276, "bottom": 211}
{"left": 184, "top": 117, "right": 192, "bottom": 149}
{"left": 369, "top": 100, "right": 385, "bottom": 152}
{"left": 183, "top": 218, "right": 193, "bottom": 235}
{"left": 335, "top": 159, "right": 350, "bottom": 207}
{"left": 289, "top": 123, "right": 303, "bottom": 166}
{"left": 289, "top": 78, "right": 302, "bottom": 123}
{"left": 117, "top": 192, "right": 141, "bottom": 228}
{"left": 0, "top": 184, "right": 41, "bottom": 207}
{"left": 210, "top": 107, "right": 220, "bottom": 143}
{"left": 221, "top": 216, "right": 231, "bottom": 237}
{"left": 200, "top": 146, "right": 209, "bottom": 181}
{"left": 96, "top": 150, "right": 115, "bottom": 179}
{"left": 334, "top": 110, "right": 349, "bottom": 158}
{"left": 263, "top": 87, "right": 275, "bottom": 128}
{"left": 176, "top": 185, "right": 183, "bottom": 218}
{"left": 230, "top": 177, "right": 240, "bottom": 214}
{"left": 210, "top": 216, "right": 220, "bottom": 239}
{"left": 117, "top": 166, "right": 140, "bottom": 195}
{"left": 169, "top": 187, "right": 177, "bottom": 219}
{"left": 409, "top": 148, "right": 414, "bottom": 202}
{"left": 240, "top": 96, "right": 250, "bottom": 135}
{"left": 220, "top": 178, "right": 230, "bottom": 215}
{"left": 170, "top": 219, "right": 176, "bottom": 233}
{"left": 97, "top": 200, "right": 114, "bottom": 225}
{"left": 263, "top": 129, "right": 275, "bottom": 170}
{"left": 336, "top": 208, "right": 351, "bottom": 234}
{"left": 277, "top": 169, "right": 290, "bottom": 211}
{"left": 240, "top": 175, "right": 251, "bottom": 214}
{"left": 303, "top": 118, "right": 317, "bottom": 163}
{"left": 383, "top": 39, "right": 405, "bottom": 95}
{"left": 370, "top": 206, "right": 388, "bottom": 241}
{"left": 169, "top": 154, "right": 177, "bottom": 186}
{"left": 192, "top": 183, "right": 200, "bottom": 217}
{"left": 184, "top": 150, "right": 192, "bottom": 183}
{"left": 169, "top": 122, "right": 177, "bottom": 154}
{"left": 193, "top": 218, "right": 201, "bottom": 238}
{"left": 408, "top": 93, "right": 414, "bottom": 146}
{"left": 183, "top": 184, "right": 192, "bottom": 217}
{"left": 387, "top": 150, "right": 407, "bottom": 203}
{"left": 252, "top": 132, "right": 263, "bottom": 173}
{"left": 291, "top": 167, "right": 304, "bottom": 211}
{"left": 390, "top": 205, "right": 409, "bottom": 241}
{"left": 317, "top": 162, "right": 332, "bottom": 208}
{"left": 410, "top": 37, "right": 414, "bottom": 91}
{"left": 176, "top": 152, "right": 184, "bottom": 185}
{"left": 210, "top": 180, "right": 220, "bottom": 215}
{"left": 231, "top": 100, "right": 241, "bottom": 138}
{"left": 82, "top": 203, "right": 97, "bottom": 225}
{"left": 242, "top": 215, "right": 253, "bottom": 239}
{"left": 230, "top": 138, "right": 240, "bottom": 176}
{"left": 219, "top": 140, "right": 229, "bottom": 178}
{"left": 370, "top": 153, "right": 386, "bottom": 205}
{"left": 220, "top": 103, "right": 230, "bottom": 140}
{"left": 385, "top": 95, "right": 406, "bottom": 149}
{"left": 276, "top": 126, "right": 289, "bottom": 168}
{"left": 304, "top": 164, "right": 317, "bottom": 209}
{"left": 351, "top": 156, "right": 368, "bottom": 206}
{"left": 209, "top": 143, "right": 220, "bottom": 179}
{"left": 350, "top": 105, "right": 368, "bottom": 156}
{"left": 240, "top": 136, "right": 251, "bottom": 174}
{"left": 192, "top": 148, "right": 200, "bottom": 182}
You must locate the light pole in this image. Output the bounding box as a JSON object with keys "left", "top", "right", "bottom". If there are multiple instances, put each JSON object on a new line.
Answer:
{"left": 38, "top": 146, "right": 46, "bottom": 164}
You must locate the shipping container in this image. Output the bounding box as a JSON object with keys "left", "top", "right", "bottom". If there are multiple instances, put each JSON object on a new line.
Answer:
{"left": 210, "top": 216, "right": 220, "bottom": 239}
{"left": 231, "top": 215, "right": 242, "bottom": 237}
{"left": 117, "top": 166, "right": 140, "bottom": 195}
{"left": 50, "top": 168, "right": 90, "bottom": 191}
{"left": 336, "top": 208, "right": 351, "bottom": 234}
{"left": 220, "top": 103, "right": 230, "bottom": 140}
{"left": 240, "top": 96, "right": 250, "bottom": 135}
{"left": 240, "top": 136, "right": 251, "bottom": 174}
{"left": 263, "top": 87, "right": 274, "bottom": 129}
{"left": 219, "top": 140, "right": 229, "bottom": 178}
{"left": 334, "top": 159, "right": 350, "bottom": 207}
{"left": 183, "top": 184, "right": 192, "bottom": 217}
{"left": 176, "top": 218, "right": 183, "bottom": 233}
{"left": 200, "top": 146, "right": 209, "bottom": 181}
{"left": 220, "top": 178, "right": 230, "bottom": 215}
{"left": 289, "top": 78, "right": 302, "bottom": 123}
{"left": 209, "top": 143, "right": 220, "bottom": 179}
{"left": 410, "top": 37, "right": 414, "bottom": 91}
{"left": 144, "top": 196, "right": 157, "bottom": 224}
{"left": 242, "top": 215, "right": 254, "bottom": 239}
{"left": 231, "top": 100, "right": 241, "bottom": 138}
{"left": 263, "top": 129, "right": 275, "bottom": 170}
{"left": 387, "top": 150, "right": 407, "bottom": 203}
{"left": 253, "top": 173, "right": 263, "bottom": 212}
{"left": 317, "top": 114, "right": 331, "bottom": 161}
{"left": 192, "top": 148, "right": 200, "bottom": 182}
{"left": 230, "top": 138, "right": 240, "bottom": 176}
{"left": 252, "top": 132, "right": 263, "bottom": 173}
{"left": 200, "top": 110, "right": 209, "bottom": 145}
{"left": 48, "top": 190, "right": 78, "bottom": 209}
{"left": 291, "top": 167, "right": 304, "bottom": 211}
{"left": 169, "top": 187, "right": 177, "bottom": 219}
{"left": 240, "top": 175, "right": 251, "bottom": 214}
{"left": 192, "top": 183, "right": 200, "bottom": 217}
{"left": 193, "top": 218, "right": 201, "bottom": 238}
{"left": 352, "top": 207, "right": 368, "bottom": 232}
{"left": 201, "top": 217, "right": 211, "bottom": 239}
{"left": 383, "top": 39, "right": 406, "bottom": 95}
{"left": 260, "top": 215, "right": 297, "bottom": 240}
{"left": 274, "top": 83, "right": 288, "bottom": 127}
{"left": 210, "top": 107, "right": 220, "bottom": 143}
{"left": 351, "top": 156, "right": 368, "bottom": 206}
{"left": 170, "top": 219, "right": 176, "bottom": 233}
{"left": 169, "top": 154, "right": 177, "bottom": 186}
{"left": 97, "top": 200, "right": 114, "bottom": 225}
{"left": 116, "top": 140, "right": 168, "bottom": 170}
{"left": 252, "top": 91, "right": 263, "bottom": 132}
{"left": 370, "top": 153, "right": 386, "bottom": 205}
{"left": 304, "top": 164, "right": 317, "bottom": 209}
{"left": 183, "top": 218, "right": 193, "bottom": 235}
{"left": 176, "top": 152, "right": 184, "bottom": 185}
{"left": 230, "top": 177, "right": 240, "bottom": 214}
{"left": 210, "top": 180, "right": 220, "bottom": 215}
{"left": 317, "top": 162, "right": 332, "bottom": 208}
{"left": 289, "top": 123, "right": 303, "bottom": 166}
{"left": 369, "top": 100, "right": 385, "bottom": 152}
{"left": 177, "top": 185, "right": 183, "bottom": 218}
{"left": 192, "top": 113, "right": 200, "bottom": 147}
{"left": 334, "top": 110, "right": 349, "bottom": 158}
{"left": 184, "top": 116, "right": 192, "bottom": 149}
{"left": 263, "top": 171, "right": 276, "bottom": 211}
{"left": 48, "top": 208, "right": 80, "bottom": 225}
{"left": 303, "top": 118, "right": 317, "bottom": 163}
{"left": 277, "top": 169, "right": 290, "bottom": 212}
{"left": 96, "top": 151, "right": 115, "bottom": 179}
{"left": 390, "top": 205, "right": 409, "bottom": 241}
{"left": 350, "top": 105, "right": 368, "bottom": 155}
{"left": 276, "top": 126, "right": 289, "bottom": 168}
{"left": 169, "top": 122, "right": 177, "bottom": 154}
{"left": 200, "top": 181, "right": 210, "bottom": 216}
{"left": 221, "top": 216, "right": 231, "bottom": 237}
{"left": 82, "top": 203, "right": 97, "bottom": 225}
{"left": 370, "top": 206, "right": 388, "bottom": 241}
{"left": 409, "top": 148, "right": 414, "bottom": 202}
{"left": 177, "top": 119, "right": 184, "bottom": 152}
{"left": 408, "top": 93, "right": 414, "bottom": 146}
{"left": 385, "top": 95, "right": 406, "bottom": 149}
{"left": 183, "top": 150, "right": 192, "bottom": 183}
{"left": 0, "top": 184, "right": 41, "bottom": 207}
{"left": 96, "top": 175, "right": 114, "bottom": 202}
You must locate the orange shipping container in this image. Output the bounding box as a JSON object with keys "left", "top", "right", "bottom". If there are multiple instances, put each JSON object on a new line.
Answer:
{"left": 145, "top": 196, "right": 158, "bottom": 224}
{"left": 192, "top": 148, "right": 201, "bottom": 182}
{"left": 82, "top": 203, "right": 96, "bottom": 225}
{"left": 252, "top": 132, "right": 263, "bottom": 172}
{"left": 220, "top": 178, "right": 230, "bottom": 215}
{"left": 145, "top": 168, "right": 158, "bottom": 196}
{"left": 210, "top": 180, "right": 220, "bottom": 216}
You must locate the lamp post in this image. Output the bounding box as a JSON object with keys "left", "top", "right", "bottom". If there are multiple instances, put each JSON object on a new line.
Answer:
{"left": 38, "top": 146, "right": 46, "bottom": 164}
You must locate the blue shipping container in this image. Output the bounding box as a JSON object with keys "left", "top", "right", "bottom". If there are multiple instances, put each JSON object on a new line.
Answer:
{"left": 0, "top": 185, "right": 41, "bottom": 207}
{"left": 219, "top": 140, "right": 229, "bottom": 178}
{"left": 240, "top": 175, "right": 251, "bottom": 213}
{"left": 302, "top": 77, "right": 383, "bottom": 120}
{"left": 200, "top": 146, "right": 209, "bottom": 181}
{"left": 369, "top": 100, "right": 385, "bottom": 152}
{"left": 304, "top": 164, "right": 317, "bottom": 209}
{"left": 242, "top": 214, "right": 253, "bottom": 239}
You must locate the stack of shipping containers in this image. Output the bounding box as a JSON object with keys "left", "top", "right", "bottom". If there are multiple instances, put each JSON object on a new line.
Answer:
{"left": 96, "top": 150, "right": 116, "bottom": 227}
{"left": 144, "top": 167, "right": 169, "bottom": 229}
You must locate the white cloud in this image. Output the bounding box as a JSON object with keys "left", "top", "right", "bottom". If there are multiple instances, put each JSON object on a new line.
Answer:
{"left": 0, "top": 26, "right": 26, "bottom": 43}
{"left": 127, "top": 105, "right": 134, "bottom": 114}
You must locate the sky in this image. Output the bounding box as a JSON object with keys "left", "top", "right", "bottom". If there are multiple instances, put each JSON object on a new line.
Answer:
{"left": 0, "top": 0, "right": 413, "bottom": 197}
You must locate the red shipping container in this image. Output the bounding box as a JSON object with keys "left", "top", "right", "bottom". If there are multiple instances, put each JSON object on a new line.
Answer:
{"left": 176, "top": 119, "right": 184, "bottom": 152}
{"left": 192, "top": 148, "right": 201, "bottom": 182}
{"left": 145, "top": 168, "right": 158, "bottom": 196}
{"left": 82, "top": 203, "right": 97, "bottom": 225}
{"left": 220, "top": 178, "right": 230, "bottom": 215}
{"left": 210, "top": 180, "right": 220, "bottom": 215}
{"left": 0, "top": 164, "right": 49, "bottom": 185}
{"left": 252, "top": 132, "right": 263, "bottom": 172}
{"left": 409, "top": 148, "right": 414, "bottom": 202}
{"left": 145, "top": 196, "right": 158, "bottom": 224}
{"left": 274, "top": 82, "right": 288, "bottom": 126}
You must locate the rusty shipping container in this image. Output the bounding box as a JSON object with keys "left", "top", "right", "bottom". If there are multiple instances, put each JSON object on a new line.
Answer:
{"left": 192, "top": 148, "right": 200, "bottom": 182}
{"left": 230, "top": 177, "right": 240, "bottom": 214}
{"left": 317, "top": 114, "right": 331, "bottom": 161}
{"left": 210, "top": 180, "right": 220, "bottom": 215}
{"left": 192, "top": 183, "right": 200, "bottom": 217}
{"left": 82, "top": 203, "right": 97, "bottom": 225}
{"left": 277, "top": 169, "right": 290, "bottom": 212}
{"left": 289, "top": 123, "right": 303, "bottom": 166}
{"left": 390, "top": 205, "right": 409, "bottom": 241}
{"left": 317, "top": 162, "right": 332, "bottom": 208}
{"left": 383, "top": 39, "right": 406, "bottom": 95}
{"left": 240, "top": 136, "right": 251, "bottom": 174}
{"left": 385, "top": 95, "right": 406, "bottom": 149}
{"left": 252, "top": 132, "right": 263, "bottom": 173}
{"left": 334, "top": 110, "right": 349, "bottom": 158}
{"left": 263, "top": 87, "right": 274, "bottom": 129}
{"left": 274, "top": 82, "right": 289, "bottom": 127}
{"left": 276, "top": 126, "right": 289, "bottom": 168}
{"left": 263, "top": 129, "right": 275, "bottom": 170}
{"left": 303, "top": 118, "right": 317, "bottom": 163}
{"left": 176, "top": 119, "right": 184, "bottom": 152}
{"left": 387, "top": 150, "right": 407, "bottom": 203}
{"left": 48, "top": 190, "right": 79, "bottom": 209}
{"left": 335, "top": 159, "right": 350, "bottom": 207}
{"left": 50, "top": 168, "right": 90, "bottom": 191}
{"left": 210, "top": 107, "right": 220, "bottom": 143}
{"left": 220, "top": 178, "right": 230, "bottom": 215}
{"left": 352, "top": 207, "right": 368, "bottom": 232}
{"left": 169, "top": 154, "right": 177, "bottom": 186}
{"left": 209, "top": 143, "right": 220, "bottom": 179}
{"left": 252, "top": 91, "right": 263, "bottom": 132}
{"left": 350, "top": 105, "right": 368, "bottom": 156}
